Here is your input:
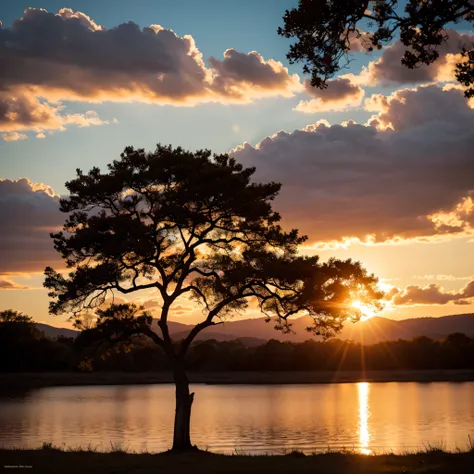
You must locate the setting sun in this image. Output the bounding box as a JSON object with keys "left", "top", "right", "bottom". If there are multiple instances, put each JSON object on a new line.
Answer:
{"left": 352, "top": 300, "right": 377, "bottom": 322}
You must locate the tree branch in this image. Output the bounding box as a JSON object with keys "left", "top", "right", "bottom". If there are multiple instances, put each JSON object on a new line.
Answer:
{"left": 114, "top": 282, "right": 161, "bottom": 294}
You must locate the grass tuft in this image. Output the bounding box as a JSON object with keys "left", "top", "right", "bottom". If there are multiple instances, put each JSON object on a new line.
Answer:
{"left": 3, "top": 438, "right": 474, "bottom": 457}
{"left": 422, "top": 441, "right": 447, "bottom": 454}
{"left": 108, "top": 441, "right": 130, "bottom": 454}
{"left": 41, "top": 442, "right": 61, "bottom": 452}
{"left": 284, "top": 449, "right": 306, "bottom": 457}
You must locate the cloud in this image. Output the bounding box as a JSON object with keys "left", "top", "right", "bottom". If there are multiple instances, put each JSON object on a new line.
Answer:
{"left": 0, "top": 278, "right": 29, "bottom": 290}
{"left": 354, "top": 29, "right": 474, "bottom": 87}
{"left": 295, "top": 78, "right": 365, "bottom": 113}
{"left": 365, "top": 84, "right": 474, "bottom": 131}
{"left": 61, "top": 110, "right": 108, "bottom": 127}
{"left": 0, "top": 89, "right": 108, "bottom": 136}
{"left": 0, "top": 178, "right": 63, "bottom": 274}
{"left": 390, "top": 280, "right": 474, "bottom": 305}
{"left": 2, "top": 132, "right": 28, "bottom": 142}
{"left": 173, "top": 305, "right": 194, "bottom": 312}
{"left": 139, "top": 299, "right": 161, "bottom": 310}
{"left": 53, "top": 7, "right": 102, "bottom": 31}
{"left": 412, "top": 274, "right": 472, "bottom": 281}
{"left": 231, "top": 84, "right": 474, "bottom": 244}
{"left": 100, "top": 296, "right": 129, "bottom": 308}
{"left": 136, "top": 299, "right": 194, "bottom": 313}
{"left": 209, "top": 49, "right": 301, "bottom": 101}
{"left": 0, "top": 91, "right": 64, "bottom": 133}
{"left": 0, "top": 8, "right": 300, "bottom": 106}
{"left": 345, "top": 29, "right": 372, "bottom": 53}
{"left": 382, "top": 287, "right": 400, "bottom": 301}
{"left": 3, "top": 84, "right": 474, "bottom": 269}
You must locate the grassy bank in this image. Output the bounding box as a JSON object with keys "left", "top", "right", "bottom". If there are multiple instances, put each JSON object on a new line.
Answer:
{"left": 1, "top": 447, "right": 473, "bottom": 474}
{"left": 1, "top": 369, "right": 473, "bottom": 390}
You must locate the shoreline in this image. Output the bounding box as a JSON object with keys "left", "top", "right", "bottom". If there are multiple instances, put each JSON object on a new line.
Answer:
{"left": 1, "top": 369, "right": 473, "bottom": 390}
{"left": 0, "top": 448, "right": 473, "bottom": 474}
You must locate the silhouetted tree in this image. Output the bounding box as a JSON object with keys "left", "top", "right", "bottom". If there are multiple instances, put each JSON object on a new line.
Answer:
{"left": 0, "top": 310, "right": 64, "bottom": 372}
{"left": 44, "top": 144, "right": 381, "bottom": 451}
{"left": 441, "top": 332, "right": 474, "bottom": 368}
{"left": 278, "top": 0, "right": 474, "bottom": 96}
{"left": 0, "top": 309, "right": 42, "bottom": 345}
{"left": 0, "top": 309, "right": 34, "bottom": 325}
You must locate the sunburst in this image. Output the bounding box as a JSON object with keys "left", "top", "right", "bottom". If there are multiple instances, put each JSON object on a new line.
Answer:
{"left": 351, "top": 299, "right": 377, "bottom": 322}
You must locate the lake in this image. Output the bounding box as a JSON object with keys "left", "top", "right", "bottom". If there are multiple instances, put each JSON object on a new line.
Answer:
{"left": 0, "top": 382, "right": 473, "bottom": 454}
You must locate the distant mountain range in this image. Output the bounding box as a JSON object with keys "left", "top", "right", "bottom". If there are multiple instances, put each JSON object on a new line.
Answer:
{"left": 37, "top": 313, "right": 474, "bottom": 345}
{"left": 36, "top": 323, "right": 79, "bottom": 339}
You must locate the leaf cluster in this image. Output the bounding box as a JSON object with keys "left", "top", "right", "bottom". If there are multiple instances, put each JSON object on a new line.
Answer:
{"left": 278, "top": 0, "right": 474, "bottom": 96}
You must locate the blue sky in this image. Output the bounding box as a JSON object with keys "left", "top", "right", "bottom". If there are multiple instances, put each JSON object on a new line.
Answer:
{"left": 1, "top": 1, "right": 474, "bottom": 326}
{"left": 0, "top": 0, "right": 380, "bottom": 194}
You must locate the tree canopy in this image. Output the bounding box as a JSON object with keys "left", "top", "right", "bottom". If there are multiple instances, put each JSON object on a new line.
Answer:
{"left": 0, "top": 309, "right": 33, "bottom": 324}
{"left": 0, "top": 309, "right": 40, "bottom": 342}
{"left": 44, "top": 144, "right": 381, "bottom": 344}
{"left": 278, "top": 0, "right": 474, "bottom": 96}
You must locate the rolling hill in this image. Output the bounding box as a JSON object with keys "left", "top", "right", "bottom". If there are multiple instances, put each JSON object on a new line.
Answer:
{"left": 36, "top": 323, "right": 79, "bottom": 339}
{"left": 37, "top": 313, "right": 474, "bottom": 345}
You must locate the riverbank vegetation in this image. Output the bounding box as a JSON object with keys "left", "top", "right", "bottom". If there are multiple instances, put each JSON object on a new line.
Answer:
{"left": 1, "top": 312, "right": 473, "bottom": 373}
{"left": 1, "top": 444, "right": 473, "bottom": 474}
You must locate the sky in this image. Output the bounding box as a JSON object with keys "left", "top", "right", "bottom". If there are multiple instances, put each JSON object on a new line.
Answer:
{"left": 1, "top": 1, "right": 474, "bottom": 327}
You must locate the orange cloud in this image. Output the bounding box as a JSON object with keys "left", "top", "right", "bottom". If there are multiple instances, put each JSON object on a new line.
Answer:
{"left": 2, "top": 132, "right": 28, "bottom": 142}
{"left": 350, "top": 29, "right": 474, "bottom": 88}
{"left": 0, "top": 90, "right": 108, "bottom": 136}
{"left": 232, "top": 85, "right": 474, "bottom": 245}
{"left": 365, "top": 84, "right": 474, "bottom": 132}
{"left": 0, "top": 8, "right": 301, "bottom": 107}
{"left": 427, "top": 196, "right": 474, "bottom": 233}
{"left": 0, "top": 278, "right": 29, "bottom": 290}
{"left": 295, "top": 78, "right": 365, "bottom": 113}
{"left": 209, "top": 49, "right": 301, "bottom": 101}
{"left": 61, "top": 111, "right": 108, "bottom": 127}
{"left": 412, "top": 274, "right": 472, "bottom": 282}
{"left": 390, "top": 280, "right": 474, "bottom": 306}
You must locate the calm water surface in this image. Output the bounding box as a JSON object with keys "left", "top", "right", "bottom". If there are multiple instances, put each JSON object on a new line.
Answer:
{"left": 0, "top": 382, "right": 473, "bottom": 454}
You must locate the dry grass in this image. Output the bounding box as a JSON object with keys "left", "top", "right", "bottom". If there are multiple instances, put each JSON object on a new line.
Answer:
{"left": 1, "top": 444, "right": 473, "bottom": 474}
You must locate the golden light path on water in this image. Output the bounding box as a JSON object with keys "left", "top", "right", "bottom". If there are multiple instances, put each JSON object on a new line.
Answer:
{"left": 357, "top": 382, "right": 372, "bottom": 455}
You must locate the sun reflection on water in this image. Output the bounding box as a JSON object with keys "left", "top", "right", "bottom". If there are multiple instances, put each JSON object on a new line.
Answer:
{"left": 357, "top": 382, "right": 372, "bottom": 455}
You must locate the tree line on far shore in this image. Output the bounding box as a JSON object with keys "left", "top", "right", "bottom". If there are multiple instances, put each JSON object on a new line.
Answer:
{"left": 1, "top": 309, "right": 473, "bottom": 373}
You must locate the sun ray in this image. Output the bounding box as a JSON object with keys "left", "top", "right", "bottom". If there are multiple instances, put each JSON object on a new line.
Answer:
{"left": 351, "top": 300, "right": 377, "bottom": 321}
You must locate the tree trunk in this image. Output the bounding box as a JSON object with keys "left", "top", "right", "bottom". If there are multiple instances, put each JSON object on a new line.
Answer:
{"left": 171, "top": 361, "right": 195, "bottom": 451}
